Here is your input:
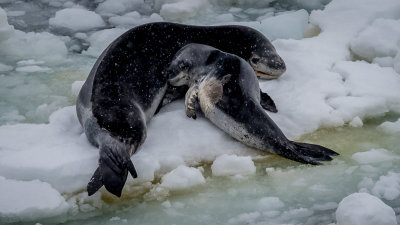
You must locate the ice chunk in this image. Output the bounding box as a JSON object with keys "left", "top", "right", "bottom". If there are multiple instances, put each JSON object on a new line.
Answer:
{"left": 352, "top": 148, "right": 398, "bottom": 164}
{"left": 350, "top": 18, "right": 400, "bottom": 61}
{"left": 96, "top": 0, "right": 145, "bottom": 16}
{"left": 109, "top": 12, "right": 163, "bottom": 27}
{"left": 0, "top": 62, "right": 12, "bottom": 72}
{"left": 0, "top": 30, "right": 68, "bottom": 64}
{"left": 0, "top": 6, "right": 14, "bottom": 41}
{"left": 0, "top": 176, "right": 68, "bottom": 223}
{"left": 160, "top": 165, "right": 205, "bottom": 190}
{"left": 349, "top": 116, "right": 363, "bottom": 127}
{"left": 83, "top": 28, "right": 127, "bottom": 57}
{"left": 371, "top": 172, "right": 400, "bottom": 201}
{"left": 378, "top": 118, "right": 400, "bottom": 133}
{"left": 71, "top": 80, "right": 84, "bottom": 97}
{"left": 258, "top": 197, "right": 285, "bottom": 211}
{"left": 336, "top": 192, "right": 396, "bottom": 225}
{"left": 49, "top": 8, "right": 105, "bottom": 32}
{"left": 159, "top": 0, "right": 211, "bottom": 21}
{"left": 15, "top": 65, "right": 51, "bottom": 73}
{"left": 211, "top": 154, "right": 256, "bottom": 177}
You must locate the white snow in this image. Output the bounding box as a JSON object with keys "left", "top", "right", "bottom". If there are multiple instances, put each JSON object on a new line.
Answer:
{"left": 49, "top": 8, "right": 106, "bottom": 32}
{"left": 352, "top": 148, "right": 398, "bottom": 164}
{"left": 211, "top": 154, "right": 256, "bottom": 177}
{"left": 160, "top": 165, "right": 205, "bottom": 190}
{"left": 336, "top": 192, "right": 397, "bottom": 225}
{"left": 0, "top": 176, "right": 68, "bottom": 222}
{"left": 350, "top": 18, "right": 400, "bottom": 61}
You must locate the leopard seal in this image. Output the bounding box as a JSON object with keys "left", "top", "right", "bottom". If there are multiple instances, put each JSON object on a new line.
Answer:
{"left": 167, "top": 44, "right": 339, "bottom": 164}
{"left": 77, "top": 22, "right": 285, "bottom": 197}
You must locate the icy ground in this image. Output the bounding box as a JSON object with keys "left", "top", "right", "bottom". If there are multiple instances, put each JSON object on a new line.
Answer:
{"left": 0, "top": 0, "right": 400, "bottom": 224}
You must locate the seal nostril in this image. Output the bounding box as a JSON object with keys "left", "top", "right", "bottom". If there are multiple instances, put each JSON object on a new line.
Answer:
{"left": 251, "top": 57, "right": 260, "bottom": 64}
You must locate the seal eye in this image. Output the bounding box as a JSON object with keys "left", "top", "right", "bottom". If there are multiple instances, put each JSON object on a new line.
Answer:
{"left": 251, "top": 57, "right": 260, "bottom": 64}
{"left": 178, "top": 61, "right": 191, "bottom": 70}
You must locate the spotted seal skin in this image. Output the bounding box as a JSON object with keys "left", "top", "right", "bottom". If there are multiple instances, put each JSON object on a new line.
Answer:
{"left": 77, "top": 22, "right": 285, "bottom": 197}
{"left": 168, "top": 44, "right": 339, "bottom": 165}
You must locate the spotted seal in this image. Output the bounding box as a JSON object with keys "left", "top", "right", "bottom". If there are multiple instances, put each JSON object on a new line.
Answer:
{"left": 167, "top": 44, "right": 339, "bottom": 165}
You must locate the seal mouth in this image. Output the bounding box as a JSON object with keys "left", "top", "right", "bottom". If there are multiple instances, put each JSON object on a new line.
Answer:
{"left": 255, "top": 70, "right": 283, "bottom": 80}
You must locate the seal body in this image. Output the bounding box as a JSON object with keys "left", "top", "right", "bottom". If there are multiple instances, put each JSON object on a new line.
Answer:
{"left": 77, "top": 22, "right": 285, "bottom": 197}
{"left": 168, "top": 44, "right": 339, "bottom": 165}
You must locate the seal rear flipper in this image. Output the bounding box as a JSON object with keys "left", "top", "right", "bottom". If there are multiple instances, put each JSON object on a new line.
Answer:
{"left": 260, "top": 90, "right": 277, "bottom": 113}
{"left": 278, "top": 141, "right": 339, "bottom": 165}
{"left": 87, "top": 167, "right": 103, "bottom": 196}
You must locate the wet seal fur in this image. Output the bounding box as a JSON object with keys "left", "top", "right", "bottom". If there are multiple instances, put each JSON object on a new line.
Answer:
{"left": 168, "top": 44, "right": 339, "bottom": 165}
{"left": 77, "top": 22, "right": 286, "bottom": 197}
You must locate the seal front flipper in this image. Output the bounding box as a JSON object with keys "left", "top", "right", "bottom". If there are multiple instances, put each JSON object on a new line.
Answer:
{"left": 185, "top": 85, "right": 199, "bottom": 119}
{"left": 260, "top": 90, "right": 277, "bottom": 113}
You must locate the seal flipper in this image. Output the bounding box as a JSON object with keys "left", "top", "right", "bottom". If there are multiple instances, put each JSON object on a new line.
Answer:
{"left": 185, "top": 85, "right": 199, "bottom": 119}
{"left": 87, "top": 167, "right": 103, "bottom": 196}
{"left": 276, "top": 141, "right": 339, "bottom": 165}
{"left": 260, "top": 90, "right": 277, "bottom": 113}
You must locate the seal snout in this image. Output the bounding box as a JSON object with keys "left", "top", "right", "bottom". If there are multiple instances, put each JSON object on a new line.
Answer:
{"left": 250, "top": 53, "right": 286, "bottom": 79}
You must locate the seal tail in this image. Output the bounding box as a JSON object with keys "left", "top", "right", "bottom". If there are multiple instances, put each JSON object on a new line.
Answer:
{"left": 279, "top": 141, "right": 339, "bottom": 165}
{"left": 87, "top": 144, "right": 138, "bottom": 197}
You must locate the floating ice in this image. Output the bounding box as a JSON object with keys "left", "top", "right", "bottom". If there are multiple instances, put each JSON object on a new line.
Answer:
{"left": 160, "top": 165, "right": 205, "bottom": 190}
{"left": 109, "top": 12, "right": 163, "bottom": 27}
{"left": 371, "top": 172, "right": 400, "bottom": 201}
{"left": 15, "top": 65, "right": 52, "bottom": 73}
{"left": 352, "top": 148, "right": 398, "bottom": 164}
{"left": 378, "top": 118, "right": 400, "bottom": 133}
{"left": 257, "top": 197, "right": 285, "bottom": 211}
{"left": 0, "top": 176, "right": 68, "bottom": 223}
{"left": 211, "top": 154, "right": 256, "bottom": 177}
{"left": 49, "top": 8, "right": 106, "bottom": 32}
{"left": 349, "top": 116, "right": 363, "bottom": 127}
{"left": 336, "top": 192, "right": 397, "bottom": 225}
{"left": 159, "top": 0, "right": 211, "bottom": 21}
{"left": 96, "top": 0, "right": 145, "bottom": 16}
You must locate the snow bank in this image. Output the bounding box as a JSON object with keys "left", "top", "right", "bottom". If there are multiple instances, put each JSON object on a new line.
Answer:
{"left": 378, "top": 118, "right": 400, "bottom": 133}
{"left": 49, "top": 8, "right": 105, "bottom": 32}
{"left": 160, "top": 165, "right": 205, "bottom": 190}
{"left": 352, "top": 149, "right": 398, "bottom": 164}
{"left": 0, "top": 176, "right": 68, "bottom": 223}
{"left": 0, "top": 107, "right": 98, "bottom": 193}
{"left": 211, "top": 154, "right": 256, "bottom": 177}
{"left": 336, "top": 193, "right": 396, "bottom": 225}
{"left": 350, "top": 18, "right": 400, "bottom": 62}
{"left": 225, "top": 9, "right": 309, "bottom": 41}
